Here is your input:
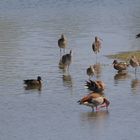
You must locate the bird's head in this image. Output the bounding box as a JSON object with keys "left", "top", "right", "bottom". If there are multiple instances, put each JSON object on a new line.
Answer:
{"left": 95, "top": 36, "right": 98, "bottom": 41}
{"left": 37, "top": 76, "right": 42, "bottom": 81}
{"left": 113, "top": 60, "right": 118, "bottom": 64}
{"left": 61, "top": 34, "right": 64, "bottom": 38}
{"left": 61, "top": 34, "right": 66, "bottom": 40}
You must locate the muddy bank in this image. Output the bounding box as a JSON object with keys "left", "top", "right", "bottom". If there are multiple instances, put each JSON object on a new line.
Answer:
{"left": 106, "top": 50, "right": 140, "bottom": 62}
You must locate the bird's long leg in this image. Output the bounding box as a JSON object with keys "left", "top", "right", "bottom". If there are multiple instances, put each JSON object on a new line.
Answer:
{"left": 67, "top": 65, "right": 70, "bottom": 74}
{"left": 63, "top": 48, "right": 65, "bottom": 54}
{"left": 106, "top": 106, "right": 108, "bottom": 110}
{"left": 95, "top": 54, "right": 97, "bottom": 63}
{"left": 60, "top": 49, "right": 62, "bottom": 57}
{"left": 135, "top": 69, "right": 137, "bottom": 79}
{"left": 135, "top": 68, "right": 137, "bottom": 75}
{"left": 92, "top": 107, "right": 94, "bottom": 112}
{"left": 96, "top": 106, "right": 99, "bottom": 112}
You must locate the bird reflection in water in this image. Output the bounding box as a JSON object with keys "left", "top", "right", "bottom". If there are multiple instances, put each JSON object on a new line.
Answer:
{"left": 114, "top": 72, "right": 130, "bottom": 81}
{"left": 93, "top": 63, "right": 102, "bottom": 78}
{"left": 24, "top": 85, "right": 42, "bottom": 91}
{"left": 80, "top": 110, "right": 109, "bottom": 127}
{"left": 62, "top": 74, "right": 73, "bottom": 88}
{"left": 131, "top": 79, "right": 140, "bottom": 92}
{"left": 24, "top": 85, "right": 42, "bottom": 94}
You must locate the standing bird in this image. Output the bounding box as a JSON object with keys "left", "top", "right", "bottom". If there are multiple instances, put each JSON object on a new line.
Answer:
{"left": 58, "top": 34, "right": 67, "bottom": 53}
{"left": 92, "top": 36, "right": 102, "bottom": 62}
{"left": 129, "top": 55, "right": 139, "bottom": 74}
{"left": 85, "top": 80, "right": 105, "bottom": 93}
{"left": 77, "top": 92, "right": 110, "bottom": 112}
{"left": 112, "top": 60, "right": 129, "bottom": 73}
{"left": 136, "top": 33, "right": 140, "bottom": 38}
{"left": 86, "top": 65, "right": 95, "bottom": 79}
{"left": 23, "top": 76, "right": 42, "bottom": 90}
{"left": 60, "top": 50, "right": 72, "bottom": 72}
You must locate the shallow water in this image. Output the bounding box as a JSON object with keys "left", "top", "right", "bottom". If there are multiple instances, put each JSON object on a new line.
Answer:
{"left": 0, "top": 0, "right": 140, "bottom": 140}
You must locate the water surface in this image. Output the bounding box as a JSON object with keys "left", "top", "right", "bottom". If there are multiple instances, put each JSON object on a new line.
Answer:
{"left": 0, "top": 0, "right": 140, "bottom": 140}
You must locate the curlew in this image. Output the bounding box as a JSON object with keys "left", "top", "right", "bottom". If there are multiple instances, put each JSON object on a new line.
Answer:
{"left": 86, "top": 65, "right": 95, "bottom": 79}
{"left": 58, "top": 34, "right": 67, "bottom": 53}
{"left": 60, "top": 50, "right": 72, "bottom": 72}
{"left": 129, "top": 55, "right": 139, "bottom": 74}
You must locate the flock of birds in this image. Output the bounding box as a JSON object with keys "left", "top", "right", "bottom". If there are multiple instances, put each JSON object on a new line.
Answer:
{"left": 23, "top": 33, "right": 140, "bottom": 112}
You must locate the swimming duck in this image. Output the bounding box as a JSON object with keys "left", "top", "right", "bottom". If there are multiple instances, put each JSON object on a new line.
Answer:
{"left": 85, "top": 80, "right": 105, "bottom": 93}
{"left": 112, "top": 60, "right": 129, "bottom": 73}
{"left": 77, "top": 92, "right": 110, "bottom": 112}
{"left": 23, "top": 76, "right": 42, "bottom": 88}
{"left": 58, "top": 34, "right": 67, "bottom": 53}
{"left": 136, "top": 33, "right": 140, "bottom": 38}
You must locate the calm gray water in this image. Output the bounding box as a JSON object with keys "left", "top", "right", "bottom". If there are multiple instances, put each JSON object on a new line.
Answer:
{"left": 0, "top": 0, "right": 140, "bottom": 140}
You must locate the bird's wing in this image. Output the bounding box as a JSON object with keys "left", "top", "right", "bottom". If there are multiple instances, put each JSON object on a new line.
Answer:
{"left": 89, "top": 93, "right": 102, "bottom": 98}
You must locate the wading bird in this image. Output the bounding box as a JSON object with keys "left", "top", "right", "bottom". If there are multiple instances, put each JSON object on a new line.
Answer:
{"left": 129, "top": 55, "right": 139, "bottom": 74}
{"left": 85, "top": 80, "right": 105, "bottom": 93}
{"left": 92, "top": 36, "right": 102, "bottom": 62}
{"left": 77, "top": 92, "right": 110, "bottom": 112}
{"left": 60, "top": 50, "right": 72, "bottom": 72}
{"left": 86, "top": 65, "right": 95, "bottom": 79}
{"left": 58, "top": 34, "right": 67, "bottom": 53}
{"left": 112, "top": 60, "right": 129, "bottom": 73}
